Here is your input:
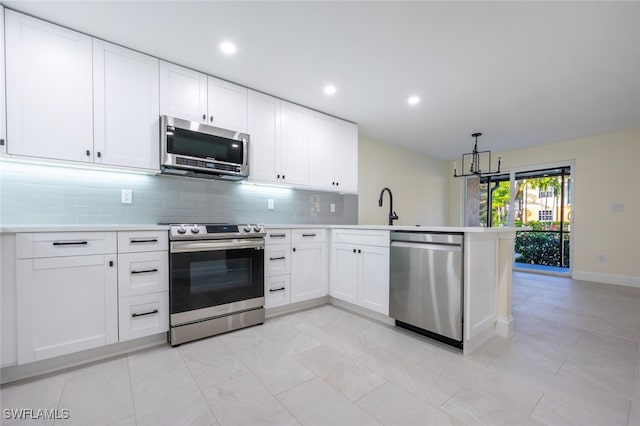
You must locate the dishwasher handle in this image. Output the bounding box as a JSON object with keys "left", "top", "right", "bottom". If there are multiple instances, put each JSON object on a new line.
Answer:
{"left": 391, "top": 241, "right": 462, "bottom": 252}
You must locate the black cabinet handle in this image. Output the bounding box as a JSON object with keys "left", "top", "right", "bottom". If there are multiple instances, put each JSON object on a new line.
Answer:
{"left": 269, "top": 287, "right": 286, "bottom": 293}
{"left": 282, "top": 175, "right": 285, "bottom": 180}
{"left": 292, "top": 248, "right": 296, "bottom": 252}
{"left": 210, "top": 116, "right": 214, "bottom": 122}
{"left": 302, "top": 233, "right": 316, "bottom": 237}
{"left": 336, "top": 182, "right": 339, "bottom": 186}
{"left": 270, "top": 234, "right": 286, "bottom": 238}
{"left": 109, "top": 260, "right": 114, "bottom": 267}
{"left": 269, "top": 256, "right": 286, "bottom": 261}
{"left": 53, "top": 241, "right": 88, "bottom": 246}
{"left": 131, "top": 269, "right": 158, "bottom": 275}
{"left": 85, "top": 150, "right": 90, "bottom": 156}
{"left": 0, "top": 139, "right": 5, "bottom": 146}
{"left": 358, "top": 249, "right": 362, "bottom": 253}
{"left": 132, "top": 309, "right": 158, "bottom": 318}
{"left": 332, "top": 182, "right": 335, "bottom": 186}
{"left": 202, "top": 114, "right": 206, "bottom": 120}
{"left": 353, "top": 249, "right": 356, "bottom": 253}
{"left": 130, "top": 239, "right": 158, "bottom": 244}
{"left": 277, "top": 174, "right": 280, "bottom": 179}
{"left": 97, "top": 152, "right": 102, "bottom": 158}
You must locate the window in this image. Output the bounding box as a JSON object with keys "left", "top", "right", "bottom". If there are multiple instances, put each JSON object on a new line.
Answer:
{"left": 539, "top": 190, "right": 553, "bottom": 198}
{"left": 538, "top": 210, "right": 553, "bottom": 221}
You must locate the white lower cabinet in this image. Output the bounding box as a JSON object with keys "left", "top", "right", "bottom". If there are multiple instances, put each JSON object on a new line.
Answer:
{"left": 16, "top": 245, "right": 118, "bottom": 365}
{"left": 265, "top": 274, "right": 291, "bottom": 309}
{"left": 290, "top": 241, "right": 328, "bottom": 303}
{"left": 330, "top": 230, "right": 390, "bottom": 315}
{"left": 118, "top": 292, "right": 168, "bottom": 342}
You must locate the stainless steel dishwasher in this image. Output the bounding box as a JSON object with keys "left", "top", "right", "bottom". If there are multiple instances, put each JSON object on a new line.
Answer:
{"left": 389, "top": 231, "right": 464, "bottom": 348}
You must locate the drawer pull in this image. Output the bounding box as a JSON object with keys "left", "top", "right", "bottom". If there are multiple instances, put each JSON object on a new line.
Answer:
{"left": 269, "top": 256, "right": 286, "bottom": 261}
{"left": 269, "top": 233, "right": 286, "bottom": 238}
{"left": 269, "top": 287, "right": 286, "bottom": 293}
{"left": 302, "top": 233, "right": 316, "bottom": 237}
{"left": 53, "top": 241, "right": 88, "bottom": 246}
{"left": 131, "top": 268, "right": 158, "bottom": 275}
{"left": 130, "top": 239, "right": 158, "bottom": 244}
{"left": 132, "top": 309, "right": 159, "bottom": 318}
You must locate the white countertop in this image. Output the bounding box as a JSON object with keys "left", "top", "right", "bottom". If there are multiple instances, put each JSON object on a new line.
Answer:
{"left": 0, "top": 224, "right": 170, "bottom": 233}
{"left": 0, "top": 223, "right": 518, "bottom": 234}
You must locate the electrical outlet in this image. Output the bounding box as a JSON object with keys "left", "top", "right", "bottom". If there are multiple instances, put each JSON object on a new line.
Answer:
{"left": 267, "top": 199, "right": 274, "bottom": 210}
{"left": 612, "top": 203, "right": 624, "bottom": 212}
{"left": 121, "top": 189, "right": 133, "bottom": 204}
{"left": 330, "top": 203, "right": 336, "bottom": 213}
{"left": 597, "top": 254, "right": 605, "bottom": 262}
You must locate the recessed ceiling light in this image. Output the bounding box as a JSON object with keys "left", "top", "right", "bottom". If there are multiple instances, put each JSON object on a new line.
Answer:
{"left": 219, "top": 41, "right": 237, "bottom": 55}
{"left": 408, "top": 96, "right": 420, "bottom": 106}
{"left": 323, "top": 84, "right": 337, "bottom": 96}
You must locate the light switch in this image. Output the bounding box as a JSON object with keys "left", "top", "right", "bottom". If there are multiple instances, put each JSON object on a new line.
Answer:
{"left": 121, "top": 189, "right": 133, "bottom": 204}
{"left": 268, "top": 199, "right": 275, "bottom": 210}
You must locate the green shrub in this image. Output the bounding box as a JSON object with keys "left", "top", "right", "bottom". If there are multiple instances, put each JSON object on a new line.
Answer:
{"left": 515, "top": 231, "right": 570, "bottom": 267}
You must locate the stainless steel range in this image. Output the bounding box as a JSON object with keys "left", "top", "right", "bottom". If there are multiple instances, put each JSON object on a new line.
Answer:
{"left": 167, "top": 223, "right": 265, "bottom": 346}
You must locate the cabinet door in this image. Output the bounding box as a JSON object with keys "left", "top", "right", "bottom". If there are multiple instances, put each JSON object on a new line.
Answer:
{"left": 159, "top": 61, "right": 207, "bottom": 123}
{"left": 16, "top": 255, "right": 118, "bottom": 365}
{"left": 307, "top": 111, "right": 335, "bottom": 189}
{"left": 265, "top": 275, "right": 291, "bottom": 309}
{"left": 290, "top": 242, "right": 328, "bottom": 303}
{"left": 279, "top": 101, "right": 308, "bottom": 185}
{"left": 359, "top": 246, "right": 390, "bottom": 315}
{"left": 207, "top": 76, "right": 248, "bottom": 133}
{"left": 247, "top": 90, "right": 279, "bottom": 183}
{"left": 5, "top": 10, "right": 93, "bottom": 162}
{"left": 333, "top": 119, "right": 358, "bottom": 193}
{"left": 93, "top": 40, "right": 160, "bottom": 169}
{"left": 330, "top": 243, "right": 358, "bottom": 304}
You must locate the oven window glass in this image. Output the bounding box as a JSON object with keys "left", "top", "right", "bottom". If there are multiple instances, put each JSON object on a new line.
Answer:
{"left": 167, "top": 128, "right": 243, "bottom": 163}
{"left": 170, "top": 247, "right": 264, "bottom": 315}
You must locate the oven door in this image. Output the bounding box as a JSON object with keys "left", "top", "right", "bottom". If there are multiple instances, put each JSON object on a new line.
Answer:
{"left": 169, "top": 239, "right": 264, "bottom": 326}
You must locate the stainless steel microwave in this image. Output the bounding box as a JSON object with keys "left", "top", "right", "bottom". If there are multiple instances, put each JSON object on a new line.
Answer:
{"left": 160, "top": 115, "right": 249, "bottom": 180}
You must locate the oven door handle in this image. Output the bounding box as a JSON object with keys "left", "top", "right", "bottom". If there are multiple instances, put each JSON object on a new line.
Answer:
{"left": 171, "top": 239, "right": 264, "bottom": 252}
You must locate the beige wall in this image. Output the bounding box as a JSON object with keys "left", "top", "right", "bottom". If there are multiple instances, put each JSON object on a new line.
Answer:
{"left": 447, "top": 128, "right": 640, "bottom": 282}
{"left": 358, "top": 136, "right": 448, "bottom": 226}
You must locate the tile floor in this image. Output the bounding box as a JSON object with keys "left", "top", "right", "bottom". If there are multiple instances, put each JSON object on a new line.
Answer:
{"left": 2, "top": 271, "right": 639, "bottom": 425}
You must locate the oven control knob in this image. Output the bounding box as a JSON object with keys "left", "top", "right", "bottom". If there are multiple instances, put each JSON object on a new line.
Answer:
{"left": 243, "top": 224, "right": 252, "bottom": 232}
{"left": 253, "top": 225, "right": 263, "bottom": 233}
{"left": 190, "top": 225, "right": 200, "bottom": 234}
{"left": 176, "top": 225, "right": 187, "bottom": 234}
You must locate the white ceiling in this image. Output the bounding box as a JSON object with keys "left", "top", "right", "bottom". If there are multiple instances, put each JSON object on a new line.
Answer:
{"left": 5, "top": 1, "right": 640, "bottom": 160}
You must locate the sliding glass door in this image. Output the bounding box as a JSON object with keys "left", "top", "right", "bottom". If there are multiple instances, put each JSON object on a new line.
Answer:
{"left": 476, "top": 165, "right": 572, "bottom": 273}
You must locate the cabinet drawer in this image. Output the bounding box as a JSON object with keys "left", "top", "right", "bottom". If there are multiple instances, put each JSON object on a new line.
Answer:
{"left": 117, "top": 231, "right": 168, "bottom": 253}
{"left": 119, "top": 292, "right": 168, "bottom": 342}
{"left": 265, "top": 275, "right": 290, "bottom": 309}
{"left": 16, "top": 232, "right": 117, "bottom": 259}
{"left": 332, "top": 229, "right": 390, "bottom": 247}
{"left": 265, "top": 229, "right": 290, "bottom": 244}
{"left": 118, "top": 251, "right": 168, "bottom": 297}
{"left": 265, "top": 244, "right": 290, "bottom": 277}
{"left": 291, "top": 228, "right": 327, "bottom": 243}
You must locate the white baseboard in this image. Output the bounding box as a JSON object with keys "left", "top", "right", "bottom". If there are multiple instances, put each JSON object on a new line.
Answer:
{"left": 495, "top": 316, "right": 514, "bottom": 338}
{"left": 572, "top": 271, "right": 640, "bottom": 288}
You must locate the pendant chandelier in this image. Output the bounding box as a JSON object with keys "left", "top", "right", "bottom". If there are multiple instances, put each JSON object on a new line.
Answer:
{"left": 453, "top": 132, "right": 502, "bottom": 178}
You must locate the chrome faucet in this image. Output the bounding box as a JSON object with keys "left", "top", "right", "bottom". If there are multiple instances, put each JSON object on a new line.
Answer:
{"left": 378, "top": 187, "right": 399, "bottom": 226}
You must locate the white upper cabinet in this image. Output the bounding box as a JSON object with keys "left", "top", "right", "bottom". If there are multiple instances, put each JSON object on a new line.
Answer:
{"left": 159, "top": 61, "right": 207, "bottom": 123}
{"left": 159, "top": 62, "right": 247, "bottom": 133}
{"left": 308, "top": 112, "right": 358, "bottom": 193}
{"left": 93, "top": 40, "right": 160, "bottom": 170}
{"left": 207, "top": 76, "right": 248, "bottom": 133}
{"left": 279, "top": 101, "right": 309, "bottom": 186}
{"left": 333, "top": 119, "right": 358, "bottom": 193}
{"left": 248, "top": 90, "right": 280, "bottom": 183}
{"left": 0, "top": 6, "right": 6, "bottom": 154}
{"left": 5, "top": 10, "right": 93, "bottom": 162}
{"left": 248, "top": 91, "right": 309, "bottom": 186}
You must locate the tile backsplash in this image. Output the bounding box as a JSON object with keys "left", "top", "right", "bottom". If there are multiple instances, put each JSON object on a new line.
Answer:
{"left": 0, "top": 162, "right": 358, "bottom": 225}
